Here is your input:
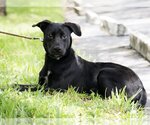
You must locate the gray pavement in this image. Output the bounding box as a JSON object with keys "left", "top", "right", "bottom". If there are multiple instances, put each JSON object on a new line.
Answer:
{"left": 85, "top": 0, "right": 150, "bottom": 20}
{"left": 65, "top": 4, "right": 150, "bottom": 110}
{"left": 78, "top": 0, "right": 150, "bottom": 36}
{"left": 73, "top": 0, "right": 150, "bottom": 62}
{"left": 77, "top": 0, "right": 150, "bottom": 21}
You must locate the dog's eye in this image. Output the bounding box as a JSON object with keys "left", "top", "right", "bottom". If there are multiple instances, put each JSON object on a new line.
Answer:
{"left": 62, "top": 35, "right": 67, "bottom": 40}
{"left": 48, "top": 34, "right": 53, "bottom": 39}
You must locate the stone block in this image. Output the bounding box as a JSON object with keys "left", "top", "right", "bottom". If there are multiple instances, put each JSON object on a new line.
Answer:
{"left": 100, "top": 16, "right": 127, "bottom": 36}
{"left": 130, "top": 32, "right": 150, "bottom": 61}
{"left": 85, "top": 10, "right": 100, "bottom": 24}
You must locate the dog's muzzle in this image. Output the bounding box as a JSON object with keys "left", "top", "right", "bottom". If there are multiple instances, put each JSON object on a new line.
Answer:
{"left": 50, "top": 47, "right": 64, "bottom": 60}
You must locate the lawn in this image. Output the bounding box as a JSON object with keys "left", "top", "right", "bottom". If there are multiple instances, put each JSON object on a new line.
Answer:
{"left": 0, "top": 0, "right": 147, "bottom": 124}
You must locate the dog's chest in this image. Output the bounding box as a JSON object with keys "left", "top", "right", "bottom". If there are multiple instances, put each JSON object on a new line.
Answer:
{"left": 46, "top": 68, "right": 98, "bottom": 93}
{"left": 47, "top": 70, "right": 83, "bottom": 88}
{"left": 45, "top": 54, "right": 99, "bottom": 92}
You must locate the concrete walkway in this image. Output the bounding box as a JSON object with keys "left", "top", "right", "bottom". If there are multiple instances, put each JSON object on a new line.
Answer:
{"left": 65, "top": 0, "right": 150, "bottom": 110}
{"left": 72, "top": 0, "right": 150, "bottom": 61}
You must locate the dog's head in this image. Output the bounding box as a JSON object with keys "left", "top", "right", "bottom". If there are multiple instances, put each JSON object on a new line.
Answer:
{"left": 32, "top": 20, "right": 81, "bottom": 60}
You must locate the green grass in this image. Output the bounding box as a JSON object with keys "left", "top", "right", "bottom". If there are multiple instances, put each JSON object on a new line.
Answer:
{"left": 0, "top": 0, "right": 147, "bottom": 124}
{"left": 7, "top": 0, "right": 61, "bottom": 7}
{"left": 0, "top": 88, "right": 145, "bottom": 121}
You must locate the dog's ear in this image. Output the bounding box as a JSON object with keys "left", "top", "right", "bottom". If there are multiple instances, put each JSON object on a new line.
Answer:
{"left": 64, "top": 22, "right": 81, "bottom": 36}
{"left": 32, "top": 20, "right": 51, "bottom": 32}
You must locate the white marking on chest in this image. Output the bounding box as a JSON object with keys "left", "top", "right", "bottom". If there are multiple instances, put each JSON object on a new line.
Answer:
{"left": 47, "top": 70, "right": 51, "bottom": 75}
{"left": 44, "top": 70, "right": 51, "bottom": 84}
{"left": 75, "top": 54, "right": 82, "bottom": 68}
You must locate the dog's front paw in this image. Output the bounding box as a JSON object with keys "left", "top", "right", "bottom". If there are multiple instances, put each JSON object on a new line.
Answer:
{"left": 38, "top": 76, "right": 48, "bottom": 86}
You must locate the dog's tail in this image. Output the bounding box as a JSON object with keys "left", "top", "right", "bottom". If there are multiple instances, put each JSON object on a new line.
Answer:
{"left": 138, "top": 88, "right": 147, "bottom": 107}
{"left": 132, "top": 88, "right": 147, "bottom": 108}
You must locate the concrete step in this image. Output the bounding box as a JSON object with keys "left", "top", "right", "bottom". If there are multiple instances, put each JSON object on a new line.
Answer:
{"left": 130, "top": 31, "right": 150, "bottom": 61}
{"left": 70, "top": 0, "right": 150, "bottom": 61}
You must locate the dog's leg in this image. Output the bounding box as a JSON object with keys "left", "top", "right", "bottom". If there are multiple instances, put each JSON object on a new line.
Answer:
{"left": 12, "top": 64, "right": 48, "bottom": 92}
{"left": 15, "top": 84, "right": 39, "bottom": 91}
{"left": 38, "top": 64, "right": 49, "bottom": 86}
{"left": 13, "top": 60, "right": 50, "bottom": 92}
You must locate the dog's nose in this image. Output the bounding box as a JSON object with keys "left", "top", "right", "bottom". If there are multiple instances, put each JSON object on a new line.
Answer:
{"left": 53, "top": 47, "right": 62, "bottom": 53}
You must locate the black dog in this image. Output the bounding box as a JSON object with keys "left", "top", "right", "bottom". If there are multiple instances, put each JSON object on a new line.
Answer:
{"left": 18, "top": 20, "right": 147, "bottom": 107}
